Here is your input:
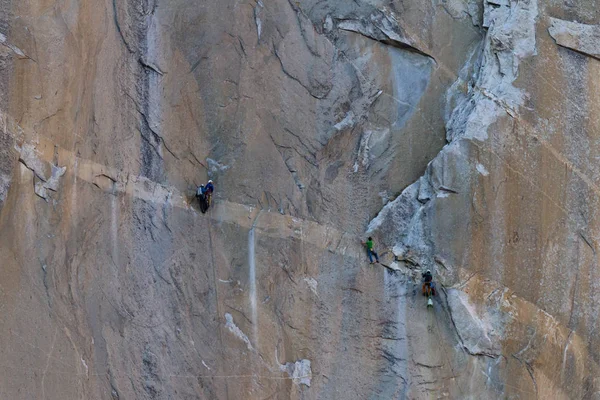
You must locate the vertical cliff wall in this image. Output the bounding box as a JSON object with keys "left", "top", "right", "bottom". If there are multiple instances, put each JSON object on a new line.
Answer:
{"left": 369, "top": 0, "right": 600, "bottom": 398}
{"left": 0, "top": 0, "right": 598, "bottom": 399}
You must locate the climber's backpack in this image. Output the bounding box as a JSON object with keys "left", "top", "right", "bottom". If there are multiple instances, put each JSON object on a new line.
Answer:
{"left": 197, "top": 190, "right": 208, "bottom": 213}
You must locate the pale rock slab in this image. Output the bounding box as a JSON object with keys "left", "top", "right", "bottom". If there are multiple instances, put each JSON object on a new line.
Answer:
{"left": 280, "top": 359, "right": 312, "bottom": 387}
{"left": 549, "top": 17, "right": 600, "bottom": 60}
{"left": 446, "top": 289, "right": 501, "bottom": 357}
{"left": 224, "top": 313, "right": 253, "bottom": 351}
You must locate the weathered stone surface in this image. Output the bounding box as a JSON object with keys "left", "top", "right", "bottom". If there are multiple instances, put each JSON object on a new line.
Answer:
{"left": 366, "top": 0, "right": 600, "bottom": 397}
{"left": 446, "top": 288, "right": 501, "bottom": 357}
{"left": 549, "top": 17, "right": 600, "bottom": 60}
{"left": 280, "top": 359, "right": 312, "bottom": 387}
{"left": 1, "top": 0, "right": 599, "bottom": 398}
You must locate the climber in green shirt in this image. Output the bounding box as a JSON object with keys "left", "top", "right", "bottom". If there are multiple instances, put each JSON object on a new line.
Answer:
{"left": 364, "top": 236, "right": 380, "bottom": 264}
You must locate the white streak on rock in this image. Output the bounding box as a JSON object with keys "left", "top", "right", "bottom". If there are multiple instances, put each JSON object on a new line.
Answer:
{"left": 248, "top": 217, "right": 259, "bottom": 351}
{"left": 0, "top": 32, "right": 27, "bottom": 58}
{"left": 254, "top": 1, "right": 263, "bottom": 41}
{"left": 81, "top": 357, "right": 88, "bottom": 376}
{"left": 207, "top": 158, "right": 230, "bottom": 177}
{"left": 304, "top": 277, "right": 318, "bottom": 295}
{"left": 387, "top": 262, "right": 401, "bottom": 271}
{"left": 358, "top": 130, "right": 373, "bottom": 169}
{"left": 366, "top": 182, "right": 420, "bottom": 235}
{"left": 476, "top": 163, "right": 489, "bottom": 176}
{"left": 447, "top": 289, "right": 500, "bottom": 357}
{"left": 323, "top": 15, "right": 333, "bottom": 33}
{"left": 333, "top": 111, "right": 355, "bottom": 131}
{"left": 45, "top": 165, "right": 67, "bottom": 191}
{"left": 0, "top": 173, "right": 11, "bottom": 202}
{"left": 224, "top": 313, "right": 253, "bottom": 350}
{"left": 280, "top": 359, "right": 312, "bottom": 387}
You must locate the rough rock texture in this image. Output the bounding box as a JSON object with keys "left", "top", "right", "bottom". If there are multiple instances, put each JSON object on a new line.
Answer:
{"left": 367, "top": 0, "right": 600, "bottom": 398}
{"left": 446, "top": 288, "right": 501, "bottom": 357}
{"left": 1, "top": 0, "right": 599, "bottom": 399}
{"left": 549, "top": 17, "right": 600, "bottom": 60}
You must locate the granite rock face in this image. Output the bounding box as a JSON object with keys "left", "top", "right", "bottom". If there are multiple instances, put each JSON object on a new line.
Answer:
{"left": 0, "top": 0, "right": 599, "bottom": 399}
{"left": 549, "top": 17, "right": 600, "bottom": 60}
{"left": 367, "top": 0, "right": 600, "bottom": 398}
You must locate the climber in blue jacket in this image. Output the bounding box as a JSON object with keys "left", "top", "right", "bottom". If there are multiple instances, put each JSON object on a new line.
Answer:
{"left": 204, "top": 180, "right": 214, "bottom": 206}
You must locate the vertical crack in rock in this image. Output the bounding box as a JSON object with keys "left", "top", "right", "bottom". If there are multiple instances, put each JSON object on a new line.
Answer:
{"left": 512, "top": 329, "right": 539, "bottom": 397}
{"left": 142, "top": 347, "right": 163, "bottom": 398}
{"left": 355, "top": 46, "right": 434, "bottom": 172}
{"left": 112, "top": 0, "right": 134, "bottom": 53}
{"left": 272, "top": 44, "right": 330, "bottom": 100}
{"left": 140, "top": 5, "right": 166, "bottom": 182}
{"left": 116, "top": 1, "right": 167, "bottom": 181}
{"left": 40, "top": 262, "right": 52, "bottom": 308}
{"left": 374, "top": 272, "right": 409, "bottom": 397}
{"left": 271, "top": 2, "right": 335, "bottom": 100}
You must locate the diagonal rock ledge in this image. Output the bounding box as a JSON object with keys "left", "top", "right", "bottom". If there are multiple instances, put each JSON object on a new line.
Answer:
{"left": 548, "top": 17, "right": 600, "bottom": 60}
{"left": 337, "top": 11, "right": 435, "bottom": 60}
